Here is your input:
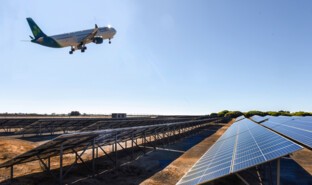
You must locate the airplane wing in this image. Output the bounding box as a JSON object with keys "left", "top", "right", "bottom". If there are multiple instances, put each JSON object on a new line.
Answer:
{"left": 77, "top": 24, "right": 99, "bottom": 45}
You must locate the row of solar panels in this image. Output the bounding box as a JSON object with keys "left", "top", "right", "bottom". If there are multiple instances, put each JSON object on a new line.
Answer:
{"left": 177, "top": 118, "right": 303, "bottom": 185}
{"left": 17, "top": 118, "right": 194, "bottom": 135}
{"left": 0, "top": 116, "right": 205, "bottom": 135}
{"left": 0, "top": 118, "right": 217, "bottom": 168}
{"left": 250, "top": 115, "right": 312, "bottom": 148}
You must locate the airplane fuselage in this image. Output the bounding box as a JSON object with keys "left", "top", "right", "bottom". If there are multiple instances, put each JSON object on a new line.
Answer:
{"left": 33, "top": 27, "right": 116, "bottom": 48}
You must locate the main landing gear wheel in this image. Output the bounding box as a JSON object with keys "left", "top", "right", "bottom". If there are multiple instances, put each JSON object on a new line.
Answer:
{"left": 69, "top": 51, "right": 73, "bottom": 54}
{"left": 81, "top": 46, "right": 87, "bottom": 53}
{"left": 109, "top": 39, "right": 111, "bottom": 44}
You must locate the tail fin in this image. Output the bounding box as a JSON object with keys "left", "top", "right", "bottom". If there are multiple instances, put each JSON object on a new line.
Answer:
{"left": 26, "top": 17, "right": 47, "bottom": 39}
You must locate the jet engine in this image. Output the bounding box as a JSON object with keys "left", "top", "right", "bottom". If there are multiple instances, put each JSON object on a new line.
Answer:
{"left": 92, "top": 36, "right": 103, "bottom": 44}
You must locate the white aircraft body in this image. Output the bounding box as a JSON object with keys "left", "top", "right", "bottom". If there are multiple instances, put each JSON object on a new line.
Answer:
{"left": 26, "top": 18, "right": 116, "bottom": 54}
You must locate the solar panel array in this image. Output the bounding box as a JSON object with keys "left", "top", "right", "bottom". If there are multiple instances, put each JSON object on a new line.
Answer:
{"left": 80, "top": 118, "right": 193, "bottom": 131}
{"left": 0, "top": 118, "right": 39, "bottom": 131}
{"left": 15, "top": 117, "right": 203, "bottom": 136}
{"left": 261, "top": 116, "right": 312, "bottom": 148}
{"left": 16, "top": 118, "right": 105, "bottom": 135}
{"left": 0, "top": 118, "right": 216, "bottom": 168}
{"left": 177, "top": 118, "right": 302, "bottom": 185}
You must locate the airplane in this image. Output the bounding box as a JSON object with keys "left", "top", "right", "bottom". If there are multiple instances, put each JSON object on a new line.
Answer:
{"left": 26, "top": 17, "right": 116, "bottom": 54}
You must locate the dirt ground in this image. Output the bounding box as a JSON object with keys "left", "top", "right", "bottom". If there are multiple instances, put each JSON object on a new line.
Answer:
{"left": 291, "top": 148, "right": 312, "bottom": 175}
{"left": 0, "top": 138, "right": 38, "bottom": 164}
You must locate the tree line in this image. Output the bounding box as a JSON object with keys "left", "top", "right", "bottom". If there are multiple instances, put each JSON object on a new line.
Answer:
{"left": 209, "top": 110, "right": 312, "bottom": 119}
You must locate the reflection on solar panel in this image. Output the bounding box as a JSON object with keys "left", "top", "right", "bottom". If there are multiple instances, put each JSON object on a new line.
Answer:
{"left": 250, "top": 115, "right": 268, "bottom": 123}
{"left": 261, "top": 116, "right": 312, "bottom": 148}
{"left": 177, "top": 118, "right": 302, "bottom": 185}
{"left": 235, "top": 115, "right": 245, "bottom": 122}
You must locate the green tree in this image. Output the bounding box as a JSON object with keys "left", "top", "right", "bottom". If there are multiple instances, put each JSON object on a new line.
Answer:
{"left": 210, "top": 113, "right": 218, "bottom": 117}
{"left": 218, "top": 110, "right": 229, "bottom": 117}
{"left": 245, "top": 111, "right": 266, "bottom": 117}
{"left": 266, "top": 111, "right": 280, "bottom": 116}
{"left": 278, "top": 110, "right": 291, "bottom": 116}
{"left": 225, "top": 111, "right": 243, "bottom": 118}
{"left": 292, "top": 111, "right": 312, "bottom": 116}
{"left": 69, "top": 111, "right": 81, "bottom": 116}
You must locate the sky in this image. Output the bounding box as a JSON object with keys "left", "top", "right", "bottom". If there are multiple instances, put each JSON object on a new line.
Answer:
{"left": 1, "top": 0, "right": 312, "bottom": 115}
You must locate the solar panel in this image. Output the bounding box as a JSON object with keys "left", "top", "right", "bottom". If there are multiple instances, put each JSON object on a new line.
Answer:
{"left": 177, "top": 119, "right": 302, "bottom": 185}
{"left": 235, "top": 115, "right": 245, "bottom": 122}
{"left": 16, "top": 117, "right": 200, "bottom": 136}
{"left": 16, "top": 118, "right": 108, "bottom": 135}
{"left": 0, "top": 119, "right": 38, "bottom": 130}
{"left": 80, "top": 118, "right": 193, "bottom": 131}
{"left": 261, "top": 116, "right": 312, "bottom": 148}
{"left": 250, "top": 115, "right": 268, "bottom": 123}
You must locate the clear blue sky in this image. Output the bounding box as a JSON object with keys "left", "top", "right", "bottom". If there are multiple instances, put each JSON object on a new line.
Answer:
{"left": 1, "top": 0, "right": 312, "bottom": 115}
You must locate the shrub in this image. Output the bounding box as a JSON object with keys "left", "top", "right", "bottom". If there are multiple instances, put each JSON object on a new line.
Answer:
{"left": 69, "top": 111, "right": 81, "bottom": 116}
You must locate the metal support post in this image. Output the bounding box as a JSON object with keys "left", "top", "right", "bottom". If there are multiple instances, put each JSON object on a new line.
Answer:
{"left": 92, "top": 138, "right": 95, "bottom": 177}
{"left": 48, "top": 157, "right": 51, "bottom": 170}
{"left": 59, "top": 143, "right": 63, "bottom": 185}
{"left": 277, "top": 158, "right": 280, "bottom": 185}
{"left": 10, "top": 165, "right": 13, "bottom": 182}
{"left": 115, "top": 133, "right": 117, "bottom": 167}
{"left": 96, "top": 147, "right": 99, "bottom": 158}
{"left": 143, "top": 132, "right": 146, "bottom": 151}
{"left": 131, "top": 134, "right": 134, "bottom": 159}
{"left": 236, "top": 173, "right": 250, "bottom": 185}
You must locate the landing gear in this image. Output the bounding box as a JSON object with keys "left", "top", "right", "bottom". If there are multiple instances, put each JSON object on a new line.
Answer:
{"left": 81, "top": 46, "right": 87, "bottom": 53}
{"left": 109, "top": 39, "right": 111, "bottom": 44}
{"left": 69, "top": 46, "right": 75, "bottom": 54}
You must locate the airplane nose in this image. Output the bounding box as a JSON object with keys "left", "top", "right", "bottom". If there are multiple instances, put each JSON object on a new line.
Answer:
{"left": 112, "top": 28, "right": 116, "bottom": 35}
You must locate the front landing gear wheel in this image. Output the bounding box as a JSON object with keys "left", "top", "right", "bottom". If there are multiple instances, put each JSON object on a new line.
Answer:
{"left": 109, "top": 39, "right": 111, "bottom": 44}
{"left": 69, "top": 46, "right": 75, "bottom": 54}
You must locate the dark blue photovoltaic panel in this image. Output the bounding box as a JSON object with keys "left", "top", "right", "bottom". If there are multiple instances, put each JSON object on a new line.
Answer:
{"left": 261, "top": 116, "right": 312, "bottom": 148}
{"left": 235, "top": 115, "right": 245, "bottom": 122}
{"left": 177, "top": 119, "right": 302, "bottom": 185}
{"left": 250, "top": 115, "right": 269, "bottom": 123}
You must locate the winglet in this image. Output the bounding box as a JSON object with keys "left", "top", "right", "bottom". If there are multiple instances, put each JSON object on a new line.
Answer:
{"left": 95, "top": 24, "right": 98, "bottom": 29}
